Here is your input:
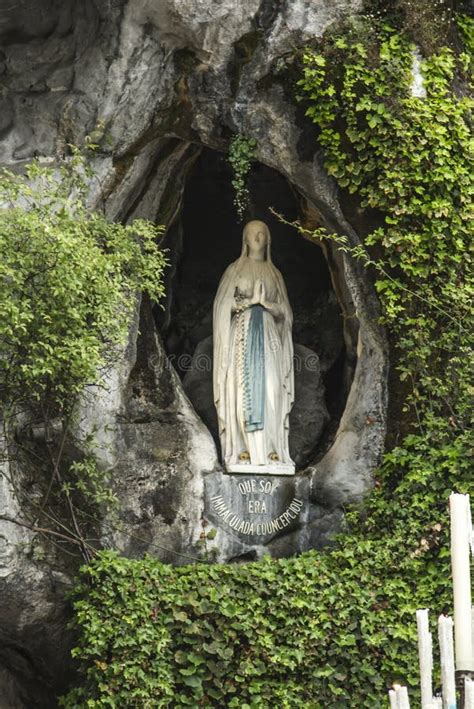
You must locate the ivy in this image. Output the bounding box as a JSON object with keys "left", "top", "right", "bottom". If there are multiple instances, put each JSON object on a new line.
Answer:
{"left": 296, "top": 18, "right": 473, "bottom": 429}
{"left": 228, "top": 134, "right": 257, "bottom": 220}
{"left": 362, "top": 0, "right": 458, "bottom": 55}
{"left": 63, "top": 428, "right": 471, "bottom": 708}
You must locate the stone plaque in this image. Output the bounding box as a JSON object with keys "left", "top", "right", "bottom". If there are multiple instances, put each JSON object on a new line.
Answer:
{"left": 204, "top": 472, "right": 308, "bottom": 544}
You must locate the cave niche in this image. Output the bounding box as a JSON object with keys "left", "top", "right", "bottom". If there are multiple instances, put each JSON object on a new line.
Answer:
{"left": 80, "top": 133, "right": 387, "bottom": 559}
{"left": 157, "top": 147, "right": 354, "bottom": 470}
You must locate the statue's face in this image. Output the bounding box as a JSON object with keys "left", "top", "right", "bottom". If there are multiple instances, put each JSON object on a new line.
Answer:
{"left": 245, "top": 222, "right": 267, "bottom": 254}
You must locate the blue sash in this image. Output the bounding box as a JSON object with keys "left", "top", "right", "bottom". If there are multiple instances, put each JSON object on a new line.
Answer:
{"left": 244, "top": 305, "right": 265, "bottom": 432}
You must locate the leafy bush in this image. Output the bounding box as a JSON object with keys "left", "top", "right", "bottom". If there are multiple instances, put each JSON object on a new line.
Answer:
{"left": 0, "top": 152, "right": 167, "bottom": 414}
{"left": 0, "top": 150, "right": 167, "bottom": 559}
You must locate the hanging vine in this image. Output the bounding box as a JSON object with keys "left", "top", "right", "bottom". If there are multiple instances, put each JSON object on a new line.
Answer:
{"left": 228, "top": 134, "right": 257, "bottom": 220}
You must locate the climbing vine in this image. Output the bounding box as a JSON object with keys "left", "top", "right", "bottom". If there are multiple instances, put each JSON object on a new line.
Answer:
{"left": 228, "top": 134, "right": 257, "bottom": 220}
{"left": 59, "top": 13, "right": 472, "bottom": 708}
{"left": 296, "top": 17, "right": 473, "bottom": 432}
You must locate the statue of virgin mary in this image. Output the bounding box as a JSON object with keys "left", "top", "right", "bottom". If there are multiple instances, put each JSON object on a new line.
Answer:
{"left": 213, "top": 220, "right": 295, "bottom": 475}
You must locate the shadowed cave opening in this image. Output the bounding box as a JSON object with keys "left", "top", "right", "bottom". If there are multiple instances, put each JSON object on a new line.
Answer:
{"left": 157, "top": 148, "right": 353, "bottom": 468}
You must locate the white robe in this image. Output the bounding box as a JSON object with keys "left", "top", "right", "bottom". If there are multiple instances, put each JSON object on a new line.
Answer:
{"left": 213, "top": 232, "right": 294, "bottom": 472}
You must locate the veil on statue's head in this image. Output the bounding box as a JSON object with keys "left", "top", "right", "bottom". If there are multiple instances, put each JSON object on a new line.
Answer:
{"left": 240, "top": 220, "right": 272, "bottom": 262}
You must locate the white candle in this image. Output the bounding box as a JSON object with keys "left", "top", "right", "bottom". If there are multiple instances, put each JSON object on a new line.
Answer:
{"left": 396, "top": 685, "right": 411, "bottom": 709}
{"left": 417, "top": 608, "right": 434, "bottom": 707}
{"left": 438, "top": 614, "right": 457, "bottom": 709}
{"left": 450, "top": 493, "right": 473, "bottom": 672}
{"left": 464, "top": 677, "right": 474, "bottom": 709}
{"left": 391, "top": 684, "right": 410, "bottom": 709}
{"left": 389, "top": 689, "right": 398, "bottom": 708}
{"left": 426, "top": 699, "right": 443, "bottom": 709}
